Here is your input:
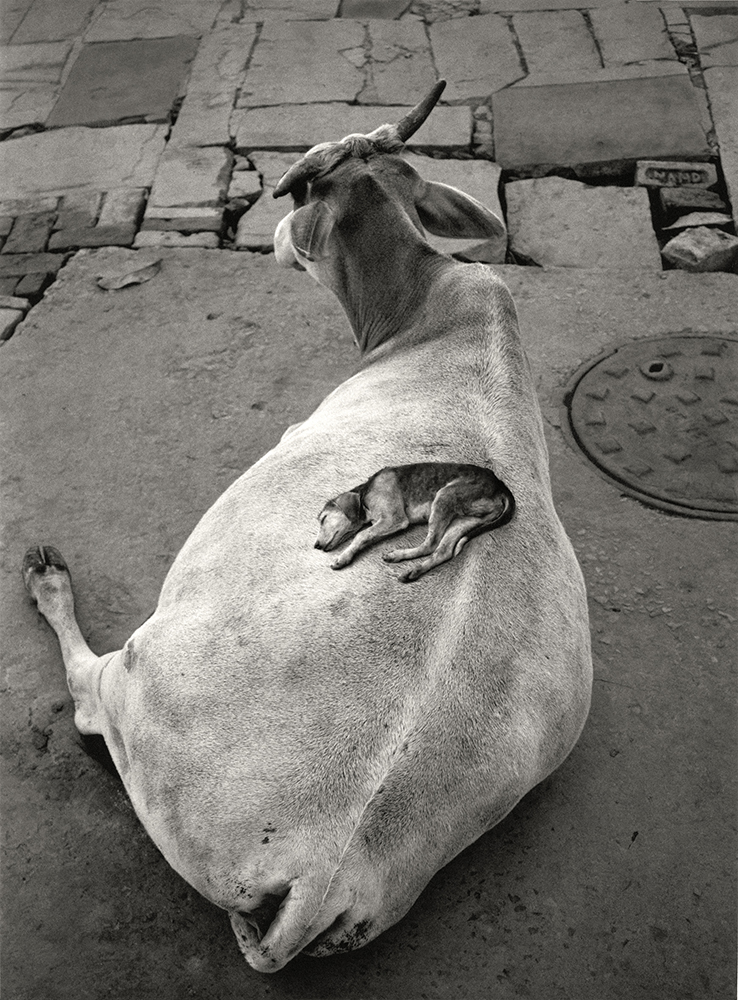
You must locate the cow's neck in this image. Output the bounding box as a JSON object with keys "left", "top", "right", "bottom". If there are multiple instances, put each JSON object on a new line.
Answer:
{"left": 332, "top": 210, "right": 450, "bottom": 355}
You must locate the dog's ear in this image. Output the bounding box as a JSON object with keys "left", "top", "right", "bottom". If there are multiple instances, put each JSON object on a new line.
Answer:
{"left": 290, "top": 201, "right": 335, "bottom": 261}
{"left": 335, "top": 491, "right": 363, "bottom": 524}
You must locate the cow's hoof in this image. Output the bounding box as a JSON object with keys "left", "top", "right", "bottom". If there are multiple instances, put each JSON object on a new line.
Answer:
{"left": 22, "top": 545, "right": 70, "bottom": 602}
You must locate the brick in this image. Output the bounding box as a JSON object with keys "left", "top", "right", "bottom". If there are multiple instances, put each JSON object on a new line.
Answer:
{"left": 429, "top": 14, "right": 523, "bottom": 100}
{"left": 635, "top": 160, "right": 718, "bottom": 189}
{"left": 85, "top": 0, "right": 221, "bottom": 41}
{"left": 0, "top": 308, "right": 24, "bottom": 341}
{"left": 0, "top": 253, "right": 62, "bottom": 277}
{"left": 48, "top": 224, "right": 137, "bottom": 250}
{"left": 228, "top": 171, "right": 262, "bottom": 201}
{"left": 148, "top": 146, "right": 232, "bottom": 209}
{"left": 0, "top": 40, "right": 72, "bottom": 129}
{"left": 403, "top": 154, "right": 506, "bottom": 263}
{"left": 238, "top": 21, "right": 364, "bottom": 107}
{"left": 589, "top": 7, "right": 677, "bottom": 66}
{"left": 0, "top": 294, "right": 30, "bottom": 310}
{"left": 133, "top": 231, "right": 220, "bottom": 248}
{"left": 660, "top": 188, "right": 728, "bottom": 214}
{"left": 0, "top": 278, "right": 19, "bottom": 295}
{"left": 691, "top": 14, "right": 738, "bottom": 70}
{"left": 513, "top": 11, "right": 600, "bottom": 75}
{"left": 233, "top": 104, "right": 471, "bottom": 151}
{"left": 13, "top": 271, "right": 55, "bottom": 297}
{"left": 54, "top": 191, "right": 102, "bottom": 231}
{"left": 493, "top": 76, "right": 712, "bottom": 169}
{"left": 239, "top": 0, "right": 339, "bottom": 18}
{"left": 505, "top": 176, "right": 661, "bottom": 269}
{"left": 235, "top": 189, "right": 289, "bottom": 250}
{"left": 12, "top": 0, "right": 98, "bottom": 42}
{"left": 0, "top": 125, "right": 167, "bottom": 200}
{"left": 663, "top": 212, "right": 733, "bottom": 231}
{"left": 47, "top": 37, "right": 198, "bottom": 129}
{"left": 364, "top": 20, "right": 436, "bottom": 105}
{"left": 98, "top": 188, "right": 146, "bottom": 228}
{"left": 661, "top": 226, "right": 738, "bottom": 273}
{"left": 141, "top": 206, "right": 224, "bottom": 232}
{"left": 0, "top": 196, "right": 58, "bottom": 216}
{"left": 168, "top": 22, "right": 257, "bottom": 149}
{"left": 1, "top": 212, "right": 55, "bottom": 253}
{"left": 703, "top": 67, "right": 738, "bottom": 225}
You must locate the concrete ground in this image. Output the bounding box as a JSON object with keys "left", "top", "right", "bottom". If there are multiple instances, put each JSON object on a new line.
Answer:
{"left": 2, "top": 249, "right": 736, "bottom": 998}
{"left": 1, "top": 1, "right": 737, "bottom": 998}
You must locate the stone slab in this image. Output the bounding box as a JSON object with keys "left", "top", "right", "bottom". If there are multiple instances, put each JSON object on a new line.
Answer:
{"left": 48, "top": 224, "right": 137, "bottom": 250}
{"left": 238, "top": 20, "right": 364, "bottom": 107}
{"left": 505, "top": 176, "right": 661, "bottom": 269}
{"left": 168, "top": 23, "right": 257, "bottom": 149}
{"left": 662, "top": 211, "right": 733, "bottom": 230}
{"left": 0, "top": 40, "right": 73, "bottom": 129}
{"left": 660, "top": 187, "right": 728, "bottom": 214}
{"left": 0, "top": 0, "right": 35, "bottom": 43}
{"left": 98, "top": 188, "right": 146, "bottom": 229}
{"left": 589, "top": 6, "right": 677, "bottom": 66}
{"left": 0, "top": 307, "right": 24, "bottom": 340}
{"left": 1, "top": 212, "right": 55, "bottom": 254}
{"left": 363, "top": 20, "right": 436, "bottom": 105}
{"left": 691, "top": 13, "right": 738, "bottom": 69}
{"left": 228, "top": 171, "right": 263, "bottom": 200}
{"left": 85, "top": 0, "right": 221, "bottom": 41}
{"left": 46, "top": 37, "right": 198, "bottom": 129}
{"left": 429, "top": 14, "right": 524, "bottom": 100}
{"left": 0, "top": 252, "right": 63, "bottom": 277}
{"left": 11, "top": 0, "right": 98, "bottom": 43}
{"left": 0, "top": 294, "right": 29, "bottom": 310}
{"left": 54, "top": 191, "right": 102, "bottom": 231}
{"left": 239, "top": 0, "right": 340, "bottom": 19}
{"left": 235, "top": 189, "right": 289, "bottom": 250}
{"left": 703, "top": 66, "right": 738, "bottom": 224}
{"left": 515, "top": 61, "right": 689, "bottom": 88}
{"left": 0, "top": 125, "right": 167, "bottom": 200}
{"left": 12, "top": 271, "right": 54, "bottom": 297}
{"left": 341, "top": 0, "right": 409, "bottom": 16}
{"left": 233, "top": 104, "right": 472, "bottom": 150}
{"left": 493, "top": 75, "right": 712, "bottom": 169}
{"left": 512, "top": 10, "right": 600, "bottom": 75}
{"left": 148, "top": 147, "right": 232, "bottom": 209}
{"left": 249, "top": 151, "right": 302, "bottom": 185}
{"left": 133, "top": 231, "right": 220, "bottom": 248}
{"left": 141, "top": 206, "right": 224, "bottom": 232}
{"left": 661, "top": 225, "right": 738, "bottom": 272}
{"left": 0, "top": 196, "right": 59, "bottom": 216}
{"left": 403, "top": 153, "right": 506, "bottom": 263}
{"left": 635, "top": 160, "right": 718, "bottom": 188}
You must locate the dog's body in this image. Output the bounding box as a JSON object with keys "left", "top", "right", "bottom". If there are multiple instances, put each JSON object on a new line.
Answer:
{"left": 315, "top": 462, "right": 515, "bottom": 582}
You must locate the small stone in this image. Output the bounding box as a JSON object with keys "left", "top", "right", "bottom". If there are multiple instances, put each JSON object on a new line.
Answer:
{"left": 235, "top": 189, "right": 288, "bottom": 251}
{"left": 141, "top": 206, "right": 224, "bottom": 232}
{"left": 149, "top": 146, "right": 232, "bottom": 209}
{"left": 228, "top": 172, "right": 263, "bottom": 201}
{"left": 54, "top": 191, "right": 103, "bottom": 231}
{"left": 659, "top": 188, "right": 728, "bottom": 214}
{"left": 635, "top": 160, "right": 718, "bottom": 189}
{"left": 0, "top": 308, "right": 24, "bottom": 341}
{"left": 0, "top": 217, "right": 14, "bottom": 237}
{"left": 661, "top": 226, "right": 738, "bottom": 273}
{"left": 1, "top": 212, "right": 56, "bottom": 254}
{"left": 0, "top": 278, "right": 19, "bottom": 296}
{"left": 133, "top": 231, "right": 220, "bottom": 248}
{"left": 48, "top": 224, "right": 137, "bottom": 250}
{"left": 0, "top": 253, "right": 62, "bottom": 278}
{"left": 663, "top": 212, "right": 733, "bottom": 230}
{"left": 13, "top": 272, "right": 54, "bottom": 298}
{"left": 0, "top": 295, "right": 30, "bottom": 311}
{"left": 98, "top": 188, "right": 147, "bottom": 228}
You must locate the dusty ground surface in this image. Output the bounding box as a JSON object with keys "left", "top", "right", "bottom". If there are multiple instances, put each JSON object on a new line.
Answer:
{"left": 1, "top": 248, "right": 735, "bottom": 999}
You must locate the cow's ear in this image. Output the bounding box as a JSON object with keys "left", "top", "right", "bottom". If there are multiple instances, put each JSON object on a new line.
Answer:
{"left": 415, "top": 180, "right": 506, "bottom": 241}
{"left": 290, "top": 201, "right": 335, "bottom": 261}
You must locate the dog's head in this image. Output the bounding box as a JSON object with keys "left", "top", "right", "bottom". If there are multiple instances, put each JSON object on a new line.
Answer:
{"left": 314, "top": 491, "right": 366, "bottom": 551}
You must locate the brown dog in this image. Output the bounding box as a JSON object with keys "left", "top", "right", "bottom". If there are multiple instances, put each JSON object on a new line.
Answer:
{"left": 315, "top": 462, "right": 515, "bottom": 582}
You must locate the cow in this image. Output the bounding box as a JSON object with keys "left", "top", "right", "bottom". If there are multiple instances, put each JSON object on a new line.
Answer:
{"left": 22, "top": 81, "right": 592, "bottom": 974}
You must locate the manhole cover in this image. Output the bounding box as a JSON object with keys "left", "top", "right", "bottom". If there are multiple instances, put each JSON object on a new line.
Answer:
{"left": 563, "top": 335, "right": 738, "bottom": 520}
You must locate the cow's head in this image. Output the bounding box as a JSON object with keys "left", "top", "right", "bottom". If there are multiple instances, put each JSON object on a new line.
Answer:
{"left": 272, "top": 81, "right": 505, "bottom": 307}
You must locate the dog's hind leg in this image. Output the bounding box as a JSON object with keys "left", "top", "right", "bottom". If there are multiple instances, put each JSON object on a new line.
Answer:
{"left": 395, "top": 516, "right": 481, "bottom": 582}
{"left": 22, "top": 545, "right": 113, "bottom": 735}
{"left": 383, "top": 484, "right": 461, "bottom": 563}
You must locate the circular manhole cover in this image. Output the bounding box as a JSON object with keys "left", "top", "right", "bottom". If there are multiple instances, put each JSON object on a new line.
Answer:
{"left": 563, "top": 335, "right": 738, "bottom": 520}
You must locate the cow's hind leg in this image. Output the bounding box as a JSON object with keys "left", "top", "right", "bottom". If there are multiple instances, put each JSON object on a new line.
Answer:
{"left": 22, "top": 545, "right": 107, "bottom": 734}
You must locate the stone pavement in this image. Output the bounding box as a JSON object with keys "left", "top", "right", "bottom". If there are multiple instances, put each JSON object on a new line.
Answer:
{"left": 1, "top": 0, "right": 738, "bottom": 334}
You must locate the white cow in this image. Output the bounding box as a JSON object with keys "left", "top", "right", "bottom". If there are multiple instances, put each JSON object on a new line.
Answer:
{"left": 23, "top": 83, "right": 592, "bottom": 973}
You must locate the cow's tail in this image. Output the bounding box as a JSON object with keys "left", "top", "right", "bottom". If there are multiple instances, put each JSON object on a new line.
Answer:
{"left": 229, "top": 873, "right": 349, "bottom": 973}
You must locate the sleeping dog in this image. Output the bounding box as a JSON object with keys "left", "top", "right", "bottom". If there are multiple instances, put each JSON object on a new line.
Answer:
{"left": 315, "top": 462, "right": 515, "bottom": 582}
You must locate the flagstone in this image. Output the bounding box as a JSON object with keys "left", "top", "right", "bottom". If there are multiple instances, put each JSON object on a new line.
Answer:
{"left": 512, "top": 11, "right": 600, "bottom": 75}
{"left": 148, "top": 146, "right": 232, "bottom": 209}
{"left": 702, "top": 66, "right": 738, "bottom": 224}
{"left": 46, "top": 37, "right": 198, "bottom": 128}
{"left": 589, "top": 6, "right": 677, "bottom": 66}
{"left": 691, "top": 14, "right": 738, "bottom": 70}
{"left": 363, "top": 20, "right": 436, "bottom": 105}
{"left": 493, "top": 75, "right": 711, "bottom": 169}
{"left": 85, "top": 0, "right": 221, "bottom": 41}
{"left": 0, "top": 0, "right": 35, "bottom": 43}
{"left": 429, "top": 14, "right": 524, "bottom": 100}
{"left": 12, "top": 0, "right": 98, "bottom": 43}
{"left": 0, "top": 125, "right": 167, "bottom": 200}
{"left": 238, "top": 20, "right": 364, "bottom": 107}
{"left": 0, "top": 41, "right": 73, "bottom": 128}
{"left": 239, "top": 0, "right": 340, "bottom": 19}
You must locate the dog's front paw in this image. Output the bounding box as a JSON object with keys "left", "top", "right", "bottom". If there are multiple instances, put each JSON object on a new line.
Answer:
{"left": 330, "top": 557, "right": 348, "bottom": 570}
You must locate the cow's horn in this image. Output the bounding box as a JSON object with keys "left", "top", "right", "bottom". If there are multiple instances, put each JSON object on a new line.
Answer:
{"left": 392, "top": 80, "right": 446, "bottom": 143}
